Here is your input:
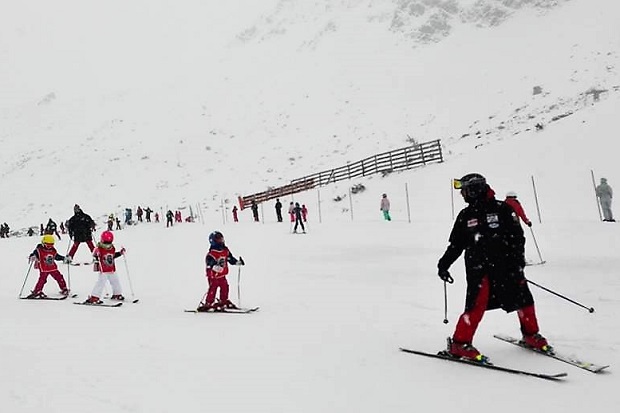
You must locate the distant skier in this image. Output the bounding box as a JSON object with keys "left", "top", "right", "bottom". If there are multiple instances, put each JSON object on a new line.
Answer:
{"left": 301, "top": 204, "right": 308, "bottom": 222}
{"left": 67, "top": 204, "right": 96, "bottom": 259}
{"left": 251, "top": 201, "right": 259, "bottom": 222}
{"left": 136, "top": 206, "right": 143, "bottom": 222}
{"left": 288, "top": 202, "right": 295, "bottom": 223}
{"left": 275, "top": 199, "right": 283, "bottom": 222}
{"left": 144, "top": 207, "right": 153, "bottom": 222}
{"left": 293, "top": 202, "right": 305, "bottom": 234}
{"left": 166, "top": 210, "right": 174, "bottom": 227}
{"left": 232, "top": 205, "right": 239, "bottom": 222}
{"left": 596, "top": 177, "right": 614, "bottom": 222}
{"left": 44, "top": 218, "right": 62, "bottom": 240}
{"left": 380, "top": 193, "right": 391, "bottom": 221}
{"left": 504, "top": 192, "right": 532, "bottom": 227}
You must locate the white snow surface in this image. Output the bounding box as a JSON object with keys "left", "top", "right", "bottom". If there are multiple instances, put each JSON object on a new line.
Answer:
{"left": 1, "top": 0, "right": 620, "bottom": 412}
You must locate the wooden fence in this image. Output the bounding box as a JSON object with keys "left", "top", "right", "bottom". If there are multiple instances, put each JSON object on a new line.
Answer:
{"left": 239, "top": 139, "right": 442, "bottom": 209}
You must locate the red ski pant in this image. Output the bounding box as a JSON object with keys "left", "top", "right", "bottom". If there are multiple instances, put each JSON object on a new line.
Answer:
{"left": 68, "top": 240, "right": 95, "bottom": 258}
{"left": 206, "top": 276, "right": 229, "bottom": 304}
{"left": 34, "top": 270, "right": 67, "bottom": 293}
{"left": 453, "top": 276, "right": 541, "bottom": 344}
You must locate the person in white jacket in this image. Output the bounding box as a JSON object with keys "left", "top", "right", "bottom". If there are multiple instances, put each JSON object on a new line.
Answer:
{"left": 380, "top": 193, "right": 391, "bottom": 221}
{"left": 596, "top": 177, "right": 615, "bottom": 222}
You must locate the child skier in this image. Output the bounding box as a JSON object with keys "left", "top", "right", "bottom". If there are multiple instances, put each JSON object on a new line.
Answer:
{"left": 26, "top": 234, "right": 71, "bottom": 298}
{"left": 197, "top": 231, "right": 245, "bottom": 311}
{"left": 83, "top": 230, "right": 126, "bottom": 304}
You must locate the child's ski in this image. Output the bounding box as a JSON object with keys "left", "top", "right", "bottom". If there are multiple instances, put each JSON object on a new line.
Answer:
{"left": 74, "top": 302, "right": 123, "bottom": 308}
{"left": 20, "top": 294, "right": 78, "bottom": 300}
{"left": 185, "top": 307, "right": 259, "bottom": 314}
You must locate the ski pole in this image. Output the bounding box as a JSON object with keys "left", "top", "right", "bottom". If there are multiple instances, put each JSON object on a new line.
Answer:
{"left": 442, "top": 281, "right": 449, "bottom": 324}
{"left": 65, "top": 238, "right": 72, "bottom": 291}
{"left": 122, "top": 252, "right": 137, "bottom": 301}
{"left": 18, "top": 261, "right": 34, "bottom": 297}
{"left": 527, "top": 278, "right": 595, "bottom": 313}
{"left": 198, "top": 291, "right": 207, "bottom": 307}
{"left": 237, "top": 265, "right": 242, "bottom": 307}
{"left": 529, "top": 227, "right": 545, "bottom": 264}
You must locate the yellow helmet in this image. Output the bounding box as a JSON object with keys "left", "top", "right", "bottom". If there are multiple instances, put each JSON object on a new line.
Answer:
{"left": 41, "top": 234, "right": 55, "bottom": 245}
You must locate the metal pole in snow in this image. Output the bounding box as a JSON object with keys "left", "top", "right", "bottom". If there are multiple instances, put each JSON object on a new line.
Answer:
{"left": 405, "top": 182, "right": 411, "bottom": 224}
{"left": 590, "top": 169, "right": 603, "bottom": 221}
{"left": 531, "top": 175, "right": 542, "bottom": 224}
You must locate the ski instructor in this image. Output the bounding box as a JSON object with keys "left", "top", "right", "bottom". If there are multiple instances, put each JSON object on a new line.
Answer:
{"left": 67, "top": 204, "right": 97, "bottom": 259}
{"left": 437, "top": 173, "right": 550, "bottom": 362}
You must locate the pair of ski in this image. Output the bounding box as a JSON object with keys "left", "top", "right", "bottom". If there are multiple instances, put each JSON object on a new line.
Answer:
{"left": 185, "top": 307, "right": 259, "bottom": 314}
{"left": 400, "top": 334, "right": 609, "bottom": 381}
{"left": 20, "top": 294, "right": 78, "bottom": 301}
{"left": 74, "top": 298, "right": 140, "bottom": 307}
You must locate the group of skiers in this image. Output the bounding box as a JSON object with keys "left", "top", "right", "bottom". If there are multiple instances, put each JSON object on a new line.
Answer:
{"left": 0, "top": 222, "right": 10, "bottom": 238}
{"left": 18, "top": 173, "right": 616, "bottom": 354}
{"left": 25, "top": 204, "right": 127, "bottom": 304}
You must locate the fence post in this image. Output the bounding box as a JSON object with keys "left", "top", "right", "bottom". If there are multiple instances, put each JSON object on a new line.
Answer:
{"left": 531, "top": 175, "right": 542, "bottom": 224}
{"left": 450, "top": 178, "right": 455, "bottom": 221}
{"left": 348, "top": 186, "right": 354, "bottom": 221}
{"left": 590, "top": 169, "right": 603, "bottom": 221}
{"left": 317, "top": 188, "right": 322, "bottom": 224}
{"left": 405, "top": 183, "right": 411, "bottom": 223}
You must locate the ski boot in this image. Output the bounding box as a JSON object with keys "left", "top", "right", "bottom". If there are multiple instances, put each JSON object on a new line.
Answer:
{"left": 196, "top": 302, "right": 215, "bottom": 312}
{"left": 26, "top": 291, "right": 47, "bottom": 299}
{"left": 445, "top": 338, "right": 488, "bottom": 363}
{"left": 221, "top": 300, "right": 238, "bottom": 309}
{"left": 521, "top": 333, "right": 553, "bottom": 354}
{"left": 60, "top": 288, "right": 70, "bottom": 297}
{"left": 83, "top": 296, "right": 103, "bottom": 305}
{"left": 110, "top": 294, "right": 125, "bottom": 301}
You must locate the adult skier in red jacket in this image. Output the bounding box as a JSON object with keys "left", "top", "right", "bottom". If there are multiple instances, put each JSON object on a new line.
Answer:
{"left": 504, "top": 191, "right": 532, "bottom": 227}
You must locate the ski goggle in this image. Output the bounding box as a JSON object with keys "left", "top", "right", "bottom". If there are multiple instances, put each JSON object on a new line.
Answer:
{"left": 453, "top": 178, "right": 463, "bottom": 190}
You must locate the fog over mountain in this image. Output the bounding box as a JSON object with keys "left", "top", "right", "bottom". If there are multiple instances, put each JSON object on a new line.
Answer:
{"left": 0, "top": 0, "right": 617, "bottom": 228}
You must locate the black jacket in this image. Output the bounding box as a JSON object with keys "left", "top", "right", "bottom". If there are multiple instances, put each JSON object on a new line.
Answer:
{"left": 438, "top": 196, "right": 532, "bottom": 313}
{"left": 67, "top": 211, "right": 96, "bottom": 242}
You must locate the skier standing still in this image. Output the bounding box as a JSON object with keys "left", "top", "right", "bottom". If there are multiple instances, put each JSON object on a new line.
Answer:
{"left": 197, "top": 231, "right": 244, "bottom": 311}
{"left": 26, "top": 235, "right": 71, "bottom": 298}
{"left": 275, "top": 199, "right": 283, "bottom": 222}
{"left": 67, "top": 204, "right": 96, "bottom": 259}
{"left": 293, "top": 202, "right": 305, "bottom": 233}
{"left": 437, "top": 173, "right": 550, "bottom": 361}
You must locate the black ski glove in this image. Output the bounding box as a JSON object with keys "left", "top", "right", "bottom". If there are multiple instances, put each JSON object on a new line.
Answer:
{"left": 438, "top": 269, "right": 454, "bottom": 284}
{"left": 237, "top": 257, "right": 245, "bottom": 266}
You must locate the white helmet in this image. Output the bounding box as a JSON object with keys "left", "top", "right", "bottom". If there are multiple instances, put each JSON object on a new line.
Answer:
{"left": 506, "top": 191, "right": 517, "bottom": 198}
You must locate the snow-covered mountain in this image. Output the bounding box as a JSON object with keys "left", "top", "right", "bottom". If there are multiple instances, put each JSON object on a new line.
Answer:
{"left": 1, "top": 0, "right": 617, "bottom": 229}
